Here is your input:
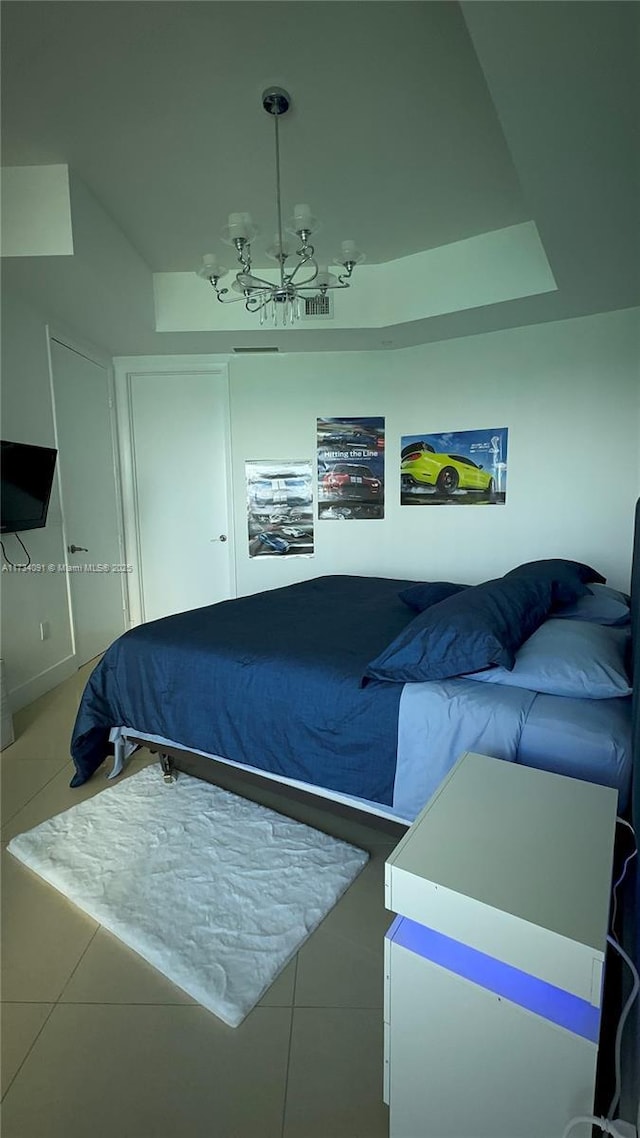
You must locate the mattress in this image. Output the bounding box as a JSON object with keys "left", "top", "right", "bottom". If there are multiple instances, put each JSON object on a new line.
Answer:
{"left": 110, "top": 684, "right": 632, "bottom": 824}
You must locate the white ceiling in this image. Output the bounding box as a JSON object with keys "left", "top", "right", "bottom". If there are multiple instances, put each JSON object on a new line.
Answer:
{"left": 1, "top": 0, "right": 639, "bottom": 355}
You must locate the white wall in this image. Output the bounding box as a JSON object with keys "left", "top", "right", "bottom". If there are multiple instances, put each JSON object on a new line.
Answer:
{"left": 0, "top": 287, "right": 75, "bottom": 707}
{"left": 2, "top": 170, "right": 155, "bottom": 359}
{"left": 228, "top": 306, "right": 639, "bottom": 596}
{"left": 3, "top": 299, "right": 638, "bottom": 711}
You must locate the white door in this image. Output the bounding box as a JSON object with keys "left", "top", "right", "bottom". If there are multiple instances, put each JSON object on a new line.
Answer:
{"left": 129, "top": 370, "right": 233, "bottom": 623}
{"left": 50, "top": 339, "right": 127, "bottom": 664}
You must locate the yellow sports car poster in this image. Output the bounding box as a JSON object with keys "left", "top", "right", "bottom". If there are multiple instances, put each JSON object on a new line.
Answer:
{"left": 400, "top": 428, "right": 508, "bottom": 505}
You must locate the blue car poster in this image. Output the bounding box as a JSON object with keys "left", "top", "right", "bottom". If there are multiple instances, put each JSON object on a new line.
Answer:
{"left": 246, "top": 460, "right": 315, "bottom": 557}
{"left": 317, "top": 417, "right": 385, "bottom": 519}
{"left": 400, "top": 428, "right": 508, "bottom": 505}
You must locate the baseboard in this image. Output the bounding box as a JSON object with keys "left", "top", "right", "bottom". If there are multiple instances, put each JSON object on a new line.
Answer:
{"left": 7, "top": 654, "right": 78, "bottom": 713}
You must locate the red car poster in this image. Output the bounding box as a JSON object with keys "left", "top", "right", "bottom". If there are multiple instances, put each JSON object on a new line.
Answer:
{"left": 317, "top": 417, "right": 385, "bottom": 520}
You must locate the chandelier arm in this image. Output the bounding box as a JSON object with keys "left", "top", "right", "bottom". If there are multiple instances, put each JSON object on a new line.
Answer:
{"left": 236, "top": 242, "right": 253, "bottom": 276}
{"left": 215, "top": 290, "right": 244, "bottom": 304}
{"left": 336, "top": 262, "right": 356, "bottom": 287}
{"left": 245, "top": 292, "right": 272, "bottom": 313}
{"left": 287, "top": 255, "right": 318, "bottom": 286}
{"left": 209, "top": 281, "right": 243, "bottom": 304}
{"left": 237, "top": 272, "right": 278, "bottom": 290}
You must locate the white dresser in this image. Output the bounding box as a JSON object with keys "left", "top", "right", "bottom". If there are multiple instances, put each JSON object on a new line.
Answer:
{"left": 384, "top": 751, "right": 617, "bottom": 1138}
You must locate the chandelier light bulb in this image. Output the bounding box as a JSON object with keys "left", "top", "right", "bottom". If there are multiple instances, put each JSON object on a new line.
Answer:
{"left": 294, "top": 203, "right": 312, "bottom": 228}
{"left": 198, "top": 253, "right": 227, "bottom": 281}
{"left": 227, "top": 213, "right": 247, "bottom": 239}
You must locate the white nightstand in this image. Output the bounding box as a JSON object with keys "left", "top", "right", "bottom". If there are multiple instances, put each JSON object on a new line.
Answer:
{"left": 384, "top": 751, "right": 617, "bottom": 1138}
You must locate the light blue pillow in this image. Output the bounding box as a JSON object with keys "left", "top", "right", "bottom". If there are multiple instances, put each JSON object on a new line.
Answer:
{"left": 466, "top": 619, "right": 631, "bottom": 699}
{"left": 554, "top": 583, "right": 630, "bottom": 627}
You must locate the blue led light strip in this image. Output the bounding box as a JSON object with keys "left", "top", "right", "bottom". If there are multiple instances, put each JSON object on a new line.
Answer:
{"left": 386, "top": 916, "right": 601, "bottom": 1043}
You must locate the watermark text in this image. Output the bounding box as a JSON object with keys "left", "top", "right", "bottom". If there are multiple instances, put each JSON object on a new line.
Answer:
{"left": 2, "top": 563, "right": 134, "bottom": 574}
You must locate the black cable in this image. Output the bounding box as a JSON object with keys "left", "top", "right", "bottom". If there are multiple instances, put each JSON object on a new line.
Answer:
{"left": 0, "top": 533, "right": 32, "bottom": 568}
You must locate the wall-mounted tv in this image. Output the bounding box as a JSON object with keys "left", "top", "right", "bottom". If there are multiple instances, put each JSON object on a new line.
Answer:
{"left": 1, "top": 440, "right": 58, "bottom": 534}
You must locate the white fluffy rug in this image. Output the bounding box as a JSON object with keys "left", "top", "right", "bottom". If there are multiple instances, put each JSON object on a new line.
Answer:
{"left": 8, "top": 766, "right": 369, "bottom": 1027}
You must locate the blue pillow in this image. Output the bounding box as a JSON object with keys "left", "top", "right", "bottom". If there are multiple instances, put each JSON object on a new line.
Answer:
{"left": 399, "top": 581, "right": 468, "bottom": 613}
{"left": 554, "top": 583, "right": 630, "bottom": 627}
{"left": 505, "top": 559, "right": 605, "bottom": 605}
{"left": 465, "top": 619, "right": 631, "bottom": 699}
{"left": 364, "top": 574, "right": 563, "bottom": 683}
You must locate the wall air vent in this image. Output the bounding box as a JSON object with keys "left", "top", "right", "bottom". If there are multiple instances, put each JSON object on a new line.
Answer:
{"left": 232, "top": 346, "right": 280, "bottom": 353}
{"left": 302, "top": 294, "right": 334, "bottom": 319}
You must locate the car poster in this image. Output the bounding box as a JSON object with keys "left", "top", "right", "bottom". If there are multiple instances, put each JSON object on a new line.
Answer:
{"left": 246, "top": 460, "right": 315, "bottom": 557}
{"left": 317, "top": 417, "right": 385, "bottom": 520}
{"left": 400, "top": 427, "right": 508, "bottom": 506}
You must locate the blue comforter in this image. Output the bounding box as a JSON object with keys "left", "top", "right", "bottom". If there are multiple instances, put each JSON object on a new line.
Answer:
{"left": 71, "top": 575, "right": 416, "bottom": 801}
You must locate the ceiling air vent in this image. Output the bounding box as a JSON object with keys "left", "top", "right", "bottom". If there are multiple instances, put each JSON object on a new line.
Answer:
{"left": 232, "top": 346, "right": 280, "bottom": 353}
{"left": 302, "top": 294, "right": 334, "bottom": 319}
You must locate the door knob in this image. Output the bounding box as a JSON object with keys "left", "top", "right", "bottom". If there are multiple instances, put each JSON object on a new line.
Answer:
{"left": 68, "top": 544, "right": 88, "bottom": 554}
{"left": 210, "top": 535, "right": 228, "bottom": 543}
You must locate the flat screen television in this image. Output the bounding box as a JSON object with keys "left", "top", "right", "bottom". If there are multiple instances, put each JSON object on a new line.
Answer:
{"left": 1, "top": 440, "right": 58, "bottom": 534}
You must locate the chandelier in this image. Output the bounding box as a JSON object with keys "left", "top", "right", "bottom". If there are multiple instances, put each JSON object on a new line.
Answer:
{"left": 197, "top": 87, "right": 365, "bottom": 327}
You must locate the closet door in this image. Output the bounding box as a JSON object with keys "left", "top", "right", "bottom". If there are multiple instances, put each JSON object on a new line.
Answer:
{"left": 51, "top": 338, "right": 127, "bottom": 664}
{"left": 129, "top": 370, "right": 233, "bottom": 623}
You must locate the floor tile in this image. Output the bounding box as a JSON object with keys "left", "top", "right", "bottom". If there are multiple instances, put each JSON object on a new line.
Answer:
{"left": 1, "top": 1003, "right": 291, "bottom": 1138}
{"left": 1, "top": 849, "right": 98, "bottom": 1002}
{"left": 295, "top": 921, "right": 383, "bottom": 1008}
{"left": 0, "top": 758, "right": 66, "bottom": 829}
{"left": 311, "top": 845, "right": 396, "bottom": 942}
{"left": 295, "top": 848, "right": 391, "bottom": 1008}
{"left": 9, "top": 684, "right": 82, "bottom": 763}
{"left": 1, "top": 1003, "right": 53, "bottom": 1098}
{"left": 59, "top": 926, "right": 195, "bottom": 1006}
{"left": 283, "top": 1007, "right": 389, "bottom": 1138}
{"left": 1, "top": 749, "right": 155, "bottom": 843}
{"left": 258, "top": 956, "right": 296, "bottom": 1007}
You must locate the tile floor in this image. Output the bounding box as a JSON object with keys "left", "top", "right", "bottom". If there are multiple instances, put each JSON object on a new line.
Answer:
{"left": 1, "top": 663, "right": 398, "bottom": 1138}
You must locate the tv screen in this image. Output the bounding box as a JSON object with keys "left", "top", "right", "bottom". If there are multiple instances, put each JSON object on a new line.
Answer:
{"left": 1, "top": 440, "right": 58, "bottom": 534}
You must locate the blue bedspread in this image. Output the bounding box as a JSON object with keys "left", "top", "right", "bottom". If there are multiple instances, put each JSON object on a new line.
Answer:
{"left": 71, "top": 575, "right": 416, "bottom": 801}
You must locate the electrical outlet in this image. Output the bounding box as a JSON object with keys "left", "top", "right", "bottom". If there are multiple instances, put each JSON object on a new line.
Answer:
{"left": 39, "top": 620, "right": 51, "bottom": 641}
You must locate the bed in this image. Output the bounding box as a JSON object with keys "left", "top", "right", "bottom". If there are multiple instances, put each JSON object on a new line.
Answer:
{"left": 70, "top": 522, "right": 640, "bottom": 1114}
{"left": 70, "top": 553, "right": 635, "bottom": 827}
